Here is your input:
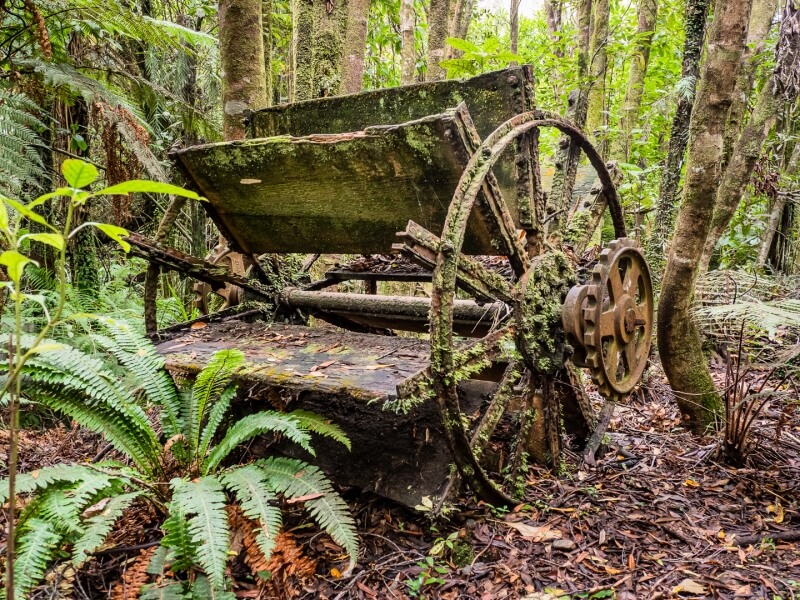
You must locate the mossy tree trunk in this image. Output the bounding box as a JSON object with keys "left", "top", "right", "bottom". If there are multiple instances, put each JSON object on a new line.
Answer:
{"left": 585, "top": 0, "right": 610, "bottom": 152}
{"left": 657, "top": 0, "right": 753, "bottom": 433}
{"left": 400, "top": 0, "right": 417, "bottom": 83}
{"left": 292, "top": 0, "right": 368, "bottom": 100}
{"left": 545, "top": 0, "right": 593, "bottom": 232}
{"left": 722, "top": 0, "right": 779, "bottom": 167}
{"left": 544, "top": 0, "right": 563, "bottom": 56}
{"left": 699, "top": 75, "right": 779, "bottom": 274}
{"left": 219, "top": 0, "right": 268, "bottom": 139}
{"left": 426, "top": 0, "right": 454, "bottom": 81}
{"left": 758, "top": 142, "right": 800, "bottom": 267}
{"left": 611, "top": 0, "right": 659, "bottom": 161}
{"left": 263, "top": 0, "right": 274, "bottom": 105}
{"left": 649, "top": 0, "right": 710, "bottom": 282}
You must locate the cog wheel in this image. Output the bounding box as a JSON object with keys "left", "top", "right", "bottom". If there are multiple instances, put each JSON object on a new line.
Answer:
{"left": 562, "top": 238, "right": 654, "bottom": 401}
{"left": 193, "top": 245, "right": 253, "bottom": 314}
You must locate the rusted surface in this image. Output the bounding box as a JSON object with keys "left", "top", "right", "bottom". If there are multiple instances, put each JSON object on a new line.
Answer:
{"left": 157, "top": 321, "right": 430, "bottom": 403}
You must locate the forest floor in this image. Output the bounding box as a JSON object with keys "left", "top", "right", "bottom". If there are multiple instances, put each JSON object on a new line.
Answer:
{"left": 2, "top": 362, "right": 799, "bottom": 600}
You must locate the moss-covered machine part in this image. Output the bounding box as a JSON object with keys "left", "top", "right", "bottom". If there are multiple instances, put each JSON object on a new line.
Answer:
{"left": 134, "top": 66, "right": 654, "bottom": 509}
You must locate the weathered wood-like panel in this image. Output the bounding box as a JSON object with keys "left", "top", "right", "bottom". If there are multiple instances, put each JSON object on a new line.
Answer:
{"left": 249, "top": 66, "right": 534, "bottom": 139}
{"left": 172, "top": 106, "right": 513, "bottom": 255}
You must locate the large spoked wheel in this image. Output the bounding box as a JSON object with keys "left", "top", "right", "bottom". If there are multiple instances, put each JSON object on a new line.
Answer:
{"left": 425, "top": 110, "right": 635, "bottom": 507}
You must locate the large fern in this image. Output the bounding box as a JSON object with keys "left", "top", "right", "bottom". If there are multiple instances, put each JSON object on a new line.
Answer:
{"left": 72, "top": 491, "right": 143, "bottom": 566}
{"left": 220, "top": 466, "right": 282, "bottom": 561}
{"left": 2, "top": 519, "right": 61, "bottom": 599}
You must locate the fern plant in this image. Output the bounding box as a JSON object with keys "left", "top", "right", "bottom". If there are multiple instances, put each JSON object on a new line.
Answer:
{"left": 0, "top": 319, "right": 358, "bottom": 597}
{"left": 0, "top": 89, "right": 47, "bottom": 198}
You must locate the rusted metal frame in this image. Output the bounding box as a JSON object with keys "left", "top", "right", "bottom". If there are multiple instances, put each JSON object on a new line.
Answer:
{"left": 397, "top": 325, "right": 515, "bottom": 402}
{"left": 452, "top": 105, "right": 529, "bottom": 277}
{"left": 393, "top": 220, "right": 515, "bottom": 303}
{"left": 516, "top": 128, "right": 545, "bottom": 257}
{"left": 125, "top": 232, "right": 276, "bottom": 302}
{"left": 323, "top": 269, "right": 432, "bottom": 283}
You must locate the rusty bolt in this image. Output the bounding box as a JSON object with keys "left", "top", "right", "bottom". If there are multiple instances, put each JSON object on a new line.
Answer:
{"left": 507, "top": 75, "right": 518, "bottom": 86}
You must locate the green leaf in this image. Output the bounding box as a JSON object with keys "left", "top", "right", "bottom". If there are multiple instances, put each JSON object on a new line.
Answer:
{"left": 0, "top": 250, "right": 36, "bottom": 282}
{"left": 62, "top": 159, "right": 98, "bottom": 188}
{"left": 3, "top": 197, "right": 52, "bottom": 230}
{"left": 28, "top": 187, "right": 74, "bottom": 208}
{"left": 0, "top": 199, "right": 7, "bottom": 232}
{"left": 19, "top": 232, "right": 65, "bottom": 251}
{"left": 446, "top": 37, "right": 480, "bottom": 53}
{"left": 96, "top": 180, "right": 202, "bottom": 200}
{"left": 92, "top": 223, "right": 130, "bottom": 252}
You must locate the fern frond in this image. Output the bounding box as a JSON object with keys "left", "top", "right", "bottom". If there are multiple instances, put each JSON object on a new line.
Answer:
{"left": 161, "top": 503, "right": 197, "bottom": 572}
{"left": 256, "top": 457, "right": 358, "bottom": 570}
{"left": 184, "top": 349, "right": 244, "bottom": 458}
{"left": 92, "top": 317, "right": 182, "bottom": 437}
{"left": 190, "top": 574, "right": 236, "bottom": 600}
{"left": 197, "top": 386, "right": 236, "bottom": 462}
{"left": 0, "top": 88, "right": 47, "bottom": 197}
{"left": 1, "top": 463, "right": 109, "bottom": 504}
{"left": 72, "top": 491, "right": 142, "bottom": 566}
{"left": 203, "top": 411, "right": 314, "bottom": 474}
{"left": 140, "top": 581, "right": 188, "bottom": 600}
{"left": 286, "top": 410, "right": 352, "bottom": 451}
{"left": 221, "top": 466, "right": 282, "bottom": 562}
{"left": 28, "top": 485, "right": 82, "bottom": 535}
{"left": 170, "top": 477, "right": 229, "bottom": 588}
{"left": 3, "top": 518, "right": 61, "bottom": 599}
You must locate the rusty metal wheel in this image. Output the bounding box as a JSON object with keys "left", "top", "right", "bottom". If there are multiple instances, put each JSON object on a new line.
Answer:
{"left": 564, "top": 238, "right": 654, "bottom": 401}
{"left": 193, "top": 245, "right": 254, "bottom": 314}
{"left": 419, "top": 110, "right": 629, "bottom": 507}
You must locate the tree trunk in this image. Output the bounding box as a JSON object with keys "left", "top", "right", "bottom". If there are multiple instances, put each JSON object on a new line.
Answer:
{"left": 219, "top": 0, "right": 268, "bottom": 139}
{"left": 758, "top": 142, "right": 800, "bottom": 267}
{"left": 545, "top": 0, "right": 563, "bottom": 56}
{"left": 427, "top": 0, "right": 452, "bottom": 80}
{"left": 546, "top": 0, "right": 593, "bottom": 232}
{"left": 340, "top": 0, "right": 370, "bottom": 94}
{"left": 649, "top": 0, "right": 710, "bottom": 282}
{"left": 510, "top": 0, "right": 521, "bottom": 57}
{"left": 699, "top": 75, "right": 779, "bottom": 274}
{"left": 612, "top": 0, "right": 659, "bottom": 161}
{"left": 657, "top": 0, "right": 753, "bottom": 432}
{"left": 585, "top": 0, "right": 610, "bottom": 151}
{"left": 263, "top": 0, "right": 274, "bottom": 105}
{"left": 400, "top": 0, "right": 416, "bottom": 84}
{"left": 723, "top": 0, "right": 779, "bottom": 167}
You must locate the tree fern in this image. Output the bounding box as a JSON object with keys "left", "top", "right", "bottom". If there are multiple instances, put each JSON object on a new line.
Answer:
{"left": 0, "top": 88, "right": 47, "bottom": 197}
{"left": 2, "top": 519, "right": 61, "bottom": 599}
{"left": 220, "top": 466, "right": 282, "bottom": 561}
{"left": 170, "top": 477, "right": 229, "bottom": 589}
{"left": 203, "top": 411, "right": 315, "bottom": 474}
{"left": 183, "top": 349, "right": 244, "bottom": 458}
{"left": 256, "top": 457, "right": 359, "bottom": 569}
{"left": 72, "top": 491, "right": 142, "bottom": 566}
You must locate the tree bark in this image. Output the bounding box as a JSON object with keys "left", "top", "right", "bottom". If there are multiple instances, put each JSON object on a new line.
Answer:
{"left": 340, "top": 0, "right": 370, "bottom": 94}
{"left": 219, "top": 0, "right": 268, "bottom": 139}
{"left": 400, "top": 0, "right": 417, "bottom": 84}
{"left": 723, "top": 0, "right": 779, "bottom": 167}
{"left": 699, "top": 75, "right": 779, "bottom": 274}
{"left": 612, "top": 0, "right": 659, "bottom": 161}
{"left": 427, "top": 0, "right": 452, "bottom": 80}
{"left": 263, "top": 0, "right": 274, "bottom": 105}
{"left": 758, "top": 141, "right": 800, "bottom": 266}
{"left": 649, "top": 0, "right": 711, "bottom": 282}
{"left": 657, "top": 0, "right": 753, "bottom": 432}
{"left": 546, "top": 0, "right": 592, "bottom": 231}
{"left": 510, "top": 0, "right": 521, "bottom": 57}
{"left": 585, "top": 0, "right": 610, "bottom": 151}
{"left": 545, "top": 0, "right": 563, "bottom": 50}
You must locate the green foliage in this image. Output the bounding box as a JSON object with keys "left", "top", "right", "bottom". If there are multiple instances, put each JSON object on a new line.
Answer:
{"left": 440, "top": 37, "right": 521, "bottom": 79}
{"left": 0, "top": 89, "right": 47, "bottom": 198}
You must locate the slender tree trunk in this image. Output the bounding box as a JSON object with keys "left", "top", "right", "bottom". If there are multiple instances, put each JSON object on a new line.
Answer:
{"left": 340, "top": 0, "right": 370, "bottom": 94}
{"left": 585, "top": 0, "right": 610, "bottom": 150}
{"left": 699, "top": 75, "right": 779, "bottom": 273}
{"left": 219, "top": 0, "right": 268, "bottom": 139}
{"left": 612, "top": 0, "right": 659, "bottom": 160}
{"left": 758, "top": 142, "right": 800, "bottom": 267}
{"left": 546, "top": 0, "right": 593, "bottom": 232}
{"left": 545, "top": 0, "right": 563, "bottom": 54}
{"left": 657, "top": 0, "right": 753, "bottom": 432}
{"left": 263, "top": 0, "right": 274, "bottom": 105}
{"left": 510, "top": 0, "right": 521, "bottom": 57}
{"left": 723, "top": 0, "right": 779, "bottom": 167}
{"left": 649, "top": 0, "right": 710, "bottom": 281}
{"left": 400, "top": 0, "right": 417, "bottom": 83}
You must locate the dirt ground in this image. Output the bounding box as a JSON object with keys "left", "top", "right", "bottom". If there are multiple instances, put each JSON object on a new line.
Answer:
{"left": 2, "top": 364, "right": 799, "bottom": 599}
